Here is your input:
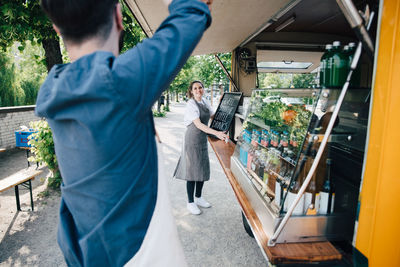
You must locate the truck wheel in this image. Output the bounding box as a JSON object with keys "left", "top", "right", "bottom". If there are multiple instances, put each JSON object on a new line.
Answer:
{"left": 242, "top": 212, "right": 254, "bottom": 238}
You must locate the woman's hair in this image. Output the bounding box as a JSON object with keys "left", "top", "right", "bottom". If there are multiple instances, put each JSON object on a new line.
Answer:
{"left": 187, "top": 80, "right": 204, "bottom": 98}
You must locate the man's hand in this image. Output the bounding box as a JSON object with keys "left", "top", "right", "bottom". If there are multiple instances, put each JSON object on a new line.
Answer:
{"left": 199, "top": 0, "right": 213, "bottom": 11}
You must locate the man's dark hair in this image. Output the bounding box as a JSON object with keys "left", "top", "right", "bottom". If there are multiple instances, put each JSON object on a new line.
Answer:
{"left": 41, "top": 0, "right": 118, "bottom": 44}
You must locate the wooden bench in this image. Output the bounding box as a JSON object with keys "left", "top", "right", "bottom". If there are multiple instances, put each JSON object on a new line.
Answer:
{"left": 0, "top": 168, "right": 43, "bottom": 211}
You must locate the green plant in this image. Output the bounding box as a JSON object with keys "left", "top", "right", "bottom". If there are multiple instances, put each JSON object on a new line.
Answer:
{"left": 153, "top": 110, "right": 166, "bottom": 117}
{"left": 28, "top": 120, "right": 62, "bottom": 190}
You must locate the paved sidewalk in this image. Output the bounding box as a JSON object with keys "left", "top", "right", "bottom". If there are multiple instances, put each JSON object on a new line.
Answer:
{"left": 0, "top": 102, "right": 266, "bottom": 266}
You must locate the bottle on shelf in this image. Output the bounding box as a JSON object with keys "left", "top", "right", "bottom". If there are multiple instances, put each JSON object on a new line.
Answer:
{"left": 240, "top": 131, "right": 251, "bottom": 166}
{"left": 274, "top": 174, "right": 283, "bottom": 206}
{"left": 251, "top": 149, "right": 261, "bottom": 174}
{"left": 320, "top": 44, "right": 333, "bottom": 88}
{"left": 330, "top": 41, "right": 348, "bottom": 88}
{"left": 251, "top": 129, "right": 257, "bottom": 146}
{"left": 304, "top": 173, "right": 317, "bottom": 215}
{"left": 257, "top": 149, "right": 266, "bottom": 179}
{"left": 285, "top": 178, "right": 305, "bottom": 215}
{"left": 318, "top": 158, "right": 335, "bottom": 214}
{"left": 247, "top": 143, "right": 255, "bottom": 170}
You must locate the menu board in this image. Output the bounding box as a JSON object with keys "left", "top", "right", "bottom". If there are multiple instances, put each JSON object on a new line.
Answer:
{"left": 210, "top": 92, "right": 242, "bottom": 132}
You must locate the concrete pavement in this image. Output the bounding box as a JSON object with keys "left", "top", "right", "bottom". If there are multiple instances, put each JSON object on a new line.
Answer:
{"left": 155, "top": 102, "right": 266, "bottom": 267}
{"left": 0, "top": 102, "right": 267, "bottom": 266}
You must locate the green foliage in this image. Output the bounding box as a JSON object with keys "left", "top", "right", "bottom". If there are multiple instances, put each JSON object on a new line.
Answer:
{"left": 260, "top": 73, "right": 291, "bottom": 88}
{"left": 258, "top": 73, "right": 318, "bottom": 89}
{"left": 0, "top": 52, "right": 17, "bottom": 107}
{"left": 120, "top": 1, "right": 146, "bottom": 52}
{"left": 169, "top": 57, "right": 197, "bottom": 96}
{"left": 292, "top": 73, "right": 317, "bottom": 88}
{"left": 28, "top": 120, "right": 62, "bottom": 190}
{"left": 195, "top": 53, "right": 231, "bottom": 88}
{"left": 0, "top": 0, "right": 57, "bottom": 52}
{"left": 168, "top": 53, "right": 231, "bottom": 97}
{"left": 20, "top": 79, "right": 39, "bottom": 105}
{"left": 0, "top": 42, "right": 45, "bottom": 107}
{"left": 153, "top": 110, "right": 166, "bottom": 117}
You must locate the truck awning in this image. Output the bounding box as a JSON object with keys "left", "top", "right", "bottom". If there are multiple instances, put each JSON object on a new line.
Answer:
{"left": 124, "top": 0, "right": 293, "bottom": 55}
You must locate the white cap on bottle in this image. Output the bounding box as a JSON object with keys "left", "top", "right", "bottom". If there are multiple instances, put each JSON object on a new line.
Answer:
{"left": 333, "top": 41, "right": 341, "bottom": 47}
{"left": 326, "top": 44, "right": 333, "bottom": 49}
{"left": 348, "top": 42, "right": 356, "bottom": 48}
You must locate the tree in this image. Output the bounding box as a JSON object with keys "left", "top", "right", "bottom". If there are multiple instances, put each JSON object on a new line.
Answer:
{"left": 120, "top": 1, "right": 146, "bottom": 52}
{"left": 169, "top": 57, "right": 197, "bottom": 101}
{"left": 195, "top": 53, "right": 231, "bottom": 88}
{"left": 292, "top": 73, "right": 317, "bottom": 88}
{"left": 0, "top": 0, "right": 62, "bottom": 71}
{"left": 261, "top": 73, "right": 291, "bottom": 88}
{"left": 1, "top": 1, "right": 145, "bottom": 72}
{"left": 0, "top": 52, "right": 17, "bottom": 107}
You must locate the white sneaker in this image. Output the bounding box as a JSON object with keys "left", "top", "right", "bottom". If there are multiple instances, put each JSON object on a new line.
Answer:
{"left": 194, "top": 197, "right": 211, "bottom": 208}
{"left": 187, "top": 202, "right": 201, "bottom": 215}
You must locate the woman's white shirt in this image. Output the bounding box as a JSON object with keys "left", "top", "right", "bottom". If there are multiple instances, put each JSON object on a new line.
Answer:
{"left": 183, "top": 98, "right": 215, "bottom": 126}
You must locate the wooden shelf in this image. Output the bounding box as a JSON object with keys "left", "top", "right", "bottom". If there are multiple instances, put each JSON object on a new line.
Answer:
{"left": 208, "top": 137, "right": 342, "bottom": 265}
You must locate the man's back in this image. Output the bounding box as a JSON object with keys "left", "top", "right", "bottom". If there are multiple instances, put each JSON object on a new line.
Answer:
{"left": 35, "top": 0, "right": 211, "bottom": 265}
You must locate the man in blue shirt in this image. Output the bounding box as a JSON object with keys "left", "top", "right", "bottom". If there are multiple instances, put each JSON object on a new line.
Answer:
{"left": 36, "top": 0, "right": 212, "bottom": 266}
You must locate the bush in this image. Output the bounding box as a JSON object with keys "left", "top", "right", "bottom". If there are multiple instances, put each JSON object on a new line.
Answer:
{"left": 28, "top": 120, "right": 62, "bottom": 190}
{"left": 153, "top": 110, "right": 166, "bottom": 117}
{"left": 21, "top": 79, "right": 40, "bottom": 105}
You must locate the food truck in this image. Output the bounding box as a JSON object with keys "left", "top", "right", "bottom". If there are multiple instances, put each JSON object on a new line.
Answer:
{"left": 125, "top": 0, "right": 400, "bottom": 265}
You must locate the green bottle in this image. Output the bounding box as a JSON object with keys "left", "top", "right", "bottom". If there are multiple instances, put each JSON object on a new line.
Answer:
{"left": 330, "top": 41, "right": 347, "bottom": 88}
{"left": 320, "top": 44, "right": 333, "bottom": 88}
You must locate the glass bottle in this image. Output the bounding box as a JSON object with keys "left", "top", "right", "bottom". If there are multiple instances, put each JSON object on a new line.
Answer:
{"left": 330, "top": 41, "right": 347, "bottom": 87}
{"left": 304, "top": 174, "right": 317, "bottom": 215}
{"left": 274, "top": 174, "right": 282, "bottom": 206}
{"left": 320, "top": 44, "right": 333, "bottom": 88}
{"left": 318, "top": 158, "right": 334, "bottom": 214}
{"left": 257, "top": 150, "right": 266, "bottom": 179}
{"left": 252, "top": 149, "right": 260, "bottom": 174}
{"left": 286, "top": 178, "right": 305, "bottom": 215}
{"left": 247, "top": 144, "right": 255, "bottom": 170}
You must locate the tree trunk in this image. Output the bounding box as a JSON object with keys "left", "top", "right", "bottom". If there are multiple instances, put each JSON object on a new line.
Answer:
{"left": 166, "top": 89, "right": 170, "bottom": 107}
{"left": 42, "top": 37, "right": 63, "bottom": 72}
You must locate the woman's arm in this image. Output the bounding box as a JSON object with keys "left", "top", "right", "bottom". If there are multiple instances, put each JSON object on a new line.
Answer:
{"left": 192, "top": 118, "right": 229, "bottom": 141}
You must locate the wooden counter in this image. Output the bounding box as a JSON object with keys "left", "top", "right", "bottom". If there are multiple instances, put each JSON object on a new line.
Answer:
{"left": 208, "top": 137, "right": 343, "bottom": 265}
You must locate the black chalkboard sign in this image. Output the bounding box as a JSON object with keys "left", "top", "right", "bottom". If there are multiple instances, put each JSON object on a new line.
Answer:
{"left": 210, "top": 92, "right": 242, "bottom": 132}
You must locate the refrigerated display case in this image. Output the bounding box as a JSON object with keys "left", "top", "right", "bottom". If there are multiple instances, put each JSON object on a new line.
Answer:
{"left": 230, "top": 86, "right": 369, "bottom": 245}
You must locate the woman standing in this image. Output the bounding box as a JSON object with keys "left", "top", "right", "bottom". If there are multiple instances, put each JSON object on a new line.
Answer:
{"left": 174, "top": 81, "right": 229, "bottom": 215}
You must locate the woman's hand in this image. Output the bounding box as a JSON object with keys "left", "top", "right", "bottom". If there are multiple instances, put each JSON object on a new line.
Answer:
{"left": 215, "top": 131, "right": 229, "bottom": 142}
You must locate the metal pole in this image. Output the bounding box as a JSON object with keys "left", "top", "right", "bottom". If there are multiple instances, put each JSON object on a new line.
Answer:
{"left": 268, "top": 12, "right": 374, "bottom": 247}
{"left": 336, "top": 0, "right": 374, "bottom": 58}
{"left": 214, "top": 54, "right": 240, "bottom": 92}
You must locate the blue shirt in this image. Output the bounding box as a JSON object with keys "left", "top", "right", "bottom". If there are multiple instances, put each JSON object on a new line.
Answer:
{"left": 35, "top": 1, "right": 211, "bottom": 266}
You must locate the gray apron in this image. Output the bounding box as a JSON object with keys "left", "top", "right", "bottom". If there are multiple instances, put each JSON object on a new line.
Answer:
{"left": 174, "top": 100, "right": 210, "bottom": 181}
